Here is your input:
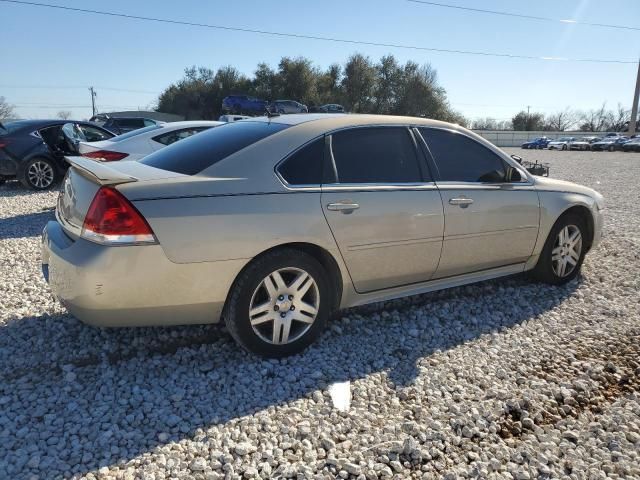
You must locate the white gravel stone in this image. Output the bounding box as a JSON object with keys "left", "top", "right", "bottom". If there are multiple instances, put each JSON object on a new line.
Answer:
{"left": 1, "top": 151, "right": 639, "bottom": 479}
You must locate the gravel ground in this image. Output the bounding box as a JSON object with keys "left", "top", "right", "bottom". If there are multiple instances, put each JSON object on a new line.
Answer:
{"left": 1, "top": 149, "right": 639, "bottom": 480}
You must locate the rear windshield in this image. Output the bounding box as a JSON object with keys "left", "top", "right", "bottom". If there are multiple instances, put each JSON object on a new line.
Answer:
{"left": 0, "top": 120, "right": 32, "bottom": 135}
{"left": 141, "top": 121, "right": 289, "bottom": 175}
{"left": 111, "top": 125, "right": 163, "bottom": 142}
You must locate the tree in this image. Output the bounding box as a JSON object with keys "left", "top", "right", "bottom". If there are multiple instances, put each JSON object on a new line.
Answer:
{"left": 276, "top": 57, "right": 318, "bottom": 105}
{"left": 605, "top": 103, "right": 630, "bottom": 132}
{"left": 374, "top": 55, "right": 402, "bottom": 114}
{"left": 578, "top": 103, "right": 609, "bottom": 132}
{"left": 316, "top": 63, "right": 342, "bottom": 106}
{"left": 253, "top": 63, "right": 279, "bottom": 100}
{"left": 512, "top": 110, "right": 545, "bottom": 131}
{"left": 341, "top": 54, "right": 376, "bottom": 112}
{"left": 544, "top": 109, "right": 577, "bottom": 131}
{"left": 0, "top": 96, "right": 15, "bottom": 120}
{"left": 472, "top": 118, "right": 510, "bottom": 130}
{"left": 57, "top": 110, "right": 72, "bottom": 120}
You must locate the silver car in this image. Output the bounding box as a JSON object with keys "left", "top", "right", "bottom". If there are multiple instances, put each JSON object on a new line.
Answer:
{"left": 270, "top": 100, "right": 308, "bottom": 114}
{"left": 42, "top": 114, "right": 604, "bottom": 357}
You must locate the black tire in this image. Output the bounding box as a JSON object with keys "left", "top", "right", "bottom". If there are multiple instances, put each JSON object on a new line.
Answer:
{"left": 532, "top": 213, "right": 588, "bottom": 285}
{"left": 19, "top": 157, "right": 58, "bottom": 190}
{"left": 561, "top": 144, "right": 567, "bottom": 151}
{"left": 608, "top": 145, "right": 615, "bottom": 152}
{"left": 224, "top": 248, "right": 332, "bottom": 357}
{"left": 0, "top": 177, "right": 6, "bottom": 186}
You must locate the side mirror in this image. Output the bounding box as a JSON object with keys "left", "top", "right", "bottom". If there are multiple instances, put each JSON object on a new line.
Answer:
{"left": 510, "top": 154, "right": 523, "bottom": 164}
{"left": 506, "top": 167, "right": 522, "bottom": 183}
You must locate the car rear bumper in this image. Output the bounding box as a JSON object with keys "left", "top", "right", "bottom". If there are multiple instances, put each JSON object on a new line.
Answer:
{"left": 41, "top": 220, "right": 246, "bottom": 327}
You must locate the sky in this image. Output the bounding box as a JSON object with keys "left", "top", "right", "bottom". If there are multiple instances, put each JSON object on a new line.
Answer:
{"left": 1, "top": 0, "right": 638, "bottom": 122}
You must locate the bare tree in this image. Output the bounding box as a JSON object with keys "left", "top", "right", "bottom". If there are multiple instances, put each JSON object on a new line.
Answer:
{"left": 57, "top": 110, "right": 72, "bottom": 120}
{"left": 472, "top": 118, "right": 511, "bottom": 130}
{"left": 0, "top": 96, "right": 16, "bottom": 120}
{"left": 605, "top": 103, "right": 630, "bottom": 132}
{"left": 544, "top": 108, "right": 577, "bottom": 131}
{"left": 578, "top": 103, "right": 609, "bottom": 132}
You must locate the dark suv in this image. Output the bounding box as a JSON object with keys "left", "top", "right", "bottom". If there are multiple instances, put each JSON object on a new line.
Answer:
{"left": 221, "top": 95, "right": 269, "bottom": 114}
{"left": 0, "top": 119, "right": 114, "bottom": 189}
{"left": 91, "top": 116, "right": 161, "bottom": 135}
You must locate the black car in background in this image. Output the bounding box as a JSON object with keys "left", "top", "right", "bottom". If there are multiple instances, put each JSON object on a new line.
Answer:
{"left": 90, "top": 115, "right": 162, "bottom": 135}
{"left": 590, "top": 136, "right": 629, "bottom": 152}
{"left": 521, "top": 137, "right": 550, "bottom": 149}
{"left": 622, "top": 138, "right": 640, "bottom": 152}
{"left": 0, "top": 119, "right": 114, "bottom": 189}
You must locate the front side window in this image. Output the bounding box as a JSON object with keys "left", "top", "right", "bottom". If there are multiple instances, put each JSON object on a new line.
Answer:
{"left": 330, "top": 127, "right": 422, "bottom": 184}
{"left": 152, "top": 127, "right": 211, "bottom": 146}
{"left": 278, "top": 137, "right": 324, "bottom": 185}
{"left": 420, "top": 128, "right": 506, "bottom": 183}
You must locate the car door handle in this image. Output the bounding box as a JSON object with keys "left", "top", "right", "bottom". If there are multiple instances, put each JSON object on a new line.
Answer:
{"left": 449, "top": 197, "right": 474, "bottom": 206}
{"left": 327, "top": 201, "right": 360, "bottom": 212}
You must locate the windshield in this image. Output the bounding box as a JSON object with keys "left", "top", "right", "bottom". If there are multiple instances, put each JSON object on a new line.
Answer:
{"left": 141, "top": 121, "right": 289, "bottom": 175}
{"left": 110, "top": 124, "right": 163, "bottom": 142}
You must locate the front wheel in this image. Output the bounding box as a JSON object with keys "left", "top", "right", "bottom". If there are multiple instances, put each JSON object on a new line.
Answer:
{"left": 224, "top": 249, "right": 331, "bottom": 357}
{"left": 561, "top": 144, "right": 567, "bottom": 151}
{"left": 19, "top": 157, "right": 58, "bottom": 190}
{"left": 532, "top": 214, "right": 587, "bottom": 285}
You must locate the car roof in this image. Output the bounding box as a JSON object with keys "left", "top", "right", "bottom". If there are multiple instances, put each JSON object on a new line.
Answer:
{"left": 3, "top": 119, "right": 97, "bottom": 131}
{"left": 247, "top": 113, "right": 461, "bottom": 129}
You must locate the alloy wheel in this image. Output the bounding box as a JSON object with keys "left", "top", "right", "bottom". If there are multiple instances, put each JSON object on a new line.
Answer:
{"left": 551, "top": 225, "right": 582, "bottom": 278}
{"left": 27, "top": 160, "right": 54, "bottom": 189}
{"left": 248, "top": 267, "right": 320, "bottom": 345}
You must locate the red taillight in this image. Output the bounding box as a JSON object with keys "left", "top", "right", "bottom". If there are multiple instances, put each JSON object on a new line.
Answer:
{"left": 82, "top": 150, "right": 129, "bottom": 161}
{"left": 0, "top": 140, "right": 9, "bottom": 148}
{"left": 81, "top": 186, "right": 155, "bottom": 244}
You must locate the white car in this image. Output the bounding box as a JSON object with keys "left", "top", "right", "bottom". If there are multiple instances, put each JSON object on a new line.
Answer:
{"left": 78, "top": 121, "right": 223, "bottom": 161}
{"left": 547, "top": 137, "right": 576, "bottom": 151}
{"left": 218, "top": 114, "right": 251, "bottom": 122}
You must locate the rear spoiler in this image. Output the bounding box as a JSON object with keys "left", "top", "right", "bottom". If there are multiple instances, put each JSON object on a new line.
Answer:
{"left": 65, "top": 156, "right": 138, "bottom": 185}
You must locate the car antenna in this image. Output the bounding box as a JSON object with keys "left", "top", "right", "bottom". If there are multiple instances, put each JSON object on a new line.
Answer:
{"left": 265, "top": 105, "right": 280, "bottom": 119}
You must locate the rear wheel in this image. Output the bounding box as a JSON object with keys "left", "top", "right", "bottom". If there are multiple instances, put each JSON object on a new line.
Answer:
{"left": 532, "top": 214, "right": 587, "bottom": 285}
{"left": 19, "top": 157, "right": 58, "bottom": 190}
{"left": 224, "top": 249, "right": 331, "bottom": 357}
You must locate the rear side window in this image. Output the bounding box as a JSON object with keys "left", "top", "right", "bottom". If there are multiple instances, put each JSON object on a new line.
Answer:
{"left": 330, "top": 127, "right": 422, "bottom": 184}
{"left": 141, "top": 121, "right": 289, "bottom": 175}
{"left": 420, "top": 128, "right": 506, "bottom": 183}
{"left": 278, "top": 138, "right": 324, "bottom": 185}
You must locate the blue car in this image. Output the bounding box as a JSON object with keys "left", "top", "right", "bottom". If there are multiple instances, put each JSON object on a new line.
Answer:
{"left": 222, "top": 95, "right": 269, "bottom": 115}
{"left": 521, "top": 137, "right": 550, "bottom": 149}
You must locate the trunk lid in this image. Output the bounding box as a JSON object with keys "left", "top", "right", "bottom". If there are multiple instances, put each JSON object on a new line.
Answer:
{"left": 57, "top": 156, "right": 184, "bottom": 238}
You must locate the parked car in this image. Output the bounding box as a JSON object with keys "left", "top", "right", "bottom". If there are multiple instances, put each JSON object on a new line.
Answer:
{"left": 591, "top": 137, "right": 629, "bottom": 151}
{"left": 521, "top": 137, "right": 550, "bottom": 149}
{"left": 91, "top": 115, "right": 163, "bottom": 135}
{"left": 42, "top": 114, "right": 604, "bottom": 357}
{"left": 0, "top": 119, "right": 114, "bottom": 189}
{"left": 219, "top": 114, "right": 251, "bottom": 122}
{"left": 269, "top": 100, "right": 308, "bottom": 114}
{"left": 569, "top": 137, "right": 601, "bottom": 151}
{"left": 222, "top": 95, "right": 269, "bottom": 114}
{"left": 621, "top": 137, "right": 640, "bottom": 152}
{"left": 78, "top": 121, "right": 222, "bottom": 162}
{"left": 319, "top": 104, "right": 345, "bottom": 113}
{"left": 547, "top": 137, "right": 576, "bottom": 150}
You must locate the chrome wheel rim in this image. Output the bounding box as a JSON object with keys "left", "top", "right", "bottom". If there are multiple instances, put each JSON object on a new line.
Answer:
{"left": 249, "top": 267, "right": 320, "bottom": 345}
{"left": 27, "top": 160, "right": 54, "bottom": 188}
{"left": 552, "top": 225, "right": 582, "bottom": 278}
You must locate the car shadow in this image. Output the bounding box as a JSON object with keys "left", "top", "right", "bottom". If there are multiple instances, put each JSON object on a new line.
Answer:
{"left": 0, "top": 275, "right": 581, "bottom": 478}
{"left": 0, "top": 210, "right": 55, "bottom": 240}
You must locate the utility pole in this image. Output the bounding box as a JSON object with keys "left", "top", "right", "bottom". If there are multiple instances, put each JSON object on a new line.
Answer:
{"left": 89, "top": 87, "right": 97, "bottom": 117}
{"left": 629, "top": 59, "right": 640, "bottom": 135}
{"left": 526, "top": 105, "right": 531, "bottom": 131}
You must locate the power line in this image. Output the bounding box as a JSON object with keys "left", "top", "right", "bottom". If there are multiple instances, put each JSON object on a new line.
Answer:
{"left": 0, "top": 84, "right": 159, "bottom": 94}
{"left": 0, "top": 0, "right": 635, "bottom": 64}
{"left": 406, "top": 0, "right": 640, "bottom": 32}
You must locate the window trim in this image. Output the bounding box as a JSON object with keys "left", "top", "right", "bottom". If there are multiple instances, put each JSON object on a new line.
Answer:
{"left": 415, "top": 126, "right": 532, "bottom": 186}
